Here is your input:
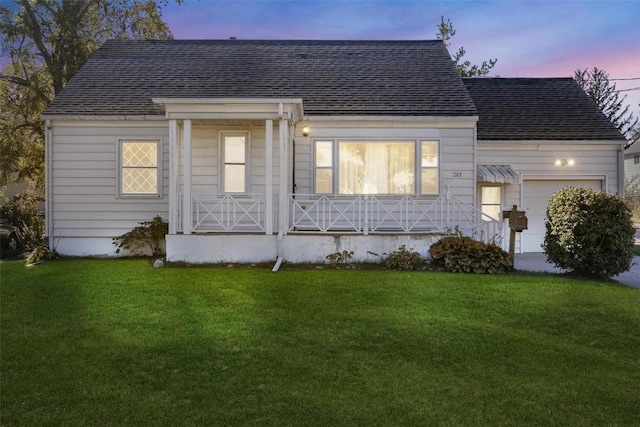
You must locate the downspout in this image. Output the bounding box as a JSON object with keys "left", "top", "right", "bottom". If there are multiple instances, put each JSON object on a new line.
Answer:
{"left": 272, "top": 242, "right": 284, "bottom": 272}
{"left": 618, "top": 144, "right": 625, "bottom": 197}
{"left": 272, "top": 103, "right": 286, "bottom": 272}
{"left": 45, "top": 119, "right": 54, "bottom": 250}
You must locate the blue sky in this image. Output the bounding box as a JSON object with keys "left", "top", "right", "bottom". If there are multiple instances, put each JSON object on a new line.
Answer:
{"left": 162, "top": 0, "right": 640, "bottom": 115}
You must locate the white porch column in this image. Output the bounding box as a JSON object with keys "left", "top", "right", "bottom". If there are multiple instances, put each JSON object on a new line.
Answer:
{"left": 182, "top": 119, "right": 192, "bottom": 234}
{"left": 168, "top": 119, "right": 179, "bottom": 234}
{"left": 265, "top": 120, "right": 274, "bottom": 234}
{"left": 279, "top": 117, "right": 288, "bottom": 235}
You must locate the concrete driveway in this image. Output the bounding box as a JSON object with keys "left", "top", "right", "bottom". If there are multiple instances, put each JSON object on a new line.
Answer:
{"left": 514, "top": 253, "right": 640, "bottom": 289}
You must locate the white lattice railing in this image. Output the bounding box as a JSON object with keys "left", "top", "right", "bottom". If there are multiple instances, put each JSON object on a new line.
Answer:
{"left": 186, "top": 193, "right": 267, "bottom": 232}
{"left": 176, "top": 192, "right": 503, "bottom": 243}
{"left": 288, "top": 193, "right": 502, "bottom": 244}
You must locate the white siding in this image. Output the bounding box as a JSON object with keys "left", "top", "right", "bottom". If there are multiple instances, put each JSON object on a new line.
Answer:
{"left": 477, "top": 142, "right": 621, "bottom": 252}
{"left": 478, "top": 142, "right": 621, "bottom": 205}
{"left": 50, "top": 120, "right": 170, "bottom": 248}
{"left": 181, "top": 124, "right": 281, "bottom": 197}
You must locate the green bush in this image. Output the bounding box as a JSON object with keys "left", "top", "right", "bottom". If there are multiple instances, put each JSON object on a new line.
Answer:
{"left": 543, "top": 187, "right": 635, "bottom": 277}
{"left": 112, "top": 216, "right": 168, "bottom": 257}
{"left": 0, "top": 193, "right": 45, "bottom": 257}
{"left": 429, "top": 236, "right": 512, "bottom": 274}
{"left": 624, "top": 175, "right": 640, "bottom": 219}
{"left": 383, "top": 245, "right": 425, "bottom": 270}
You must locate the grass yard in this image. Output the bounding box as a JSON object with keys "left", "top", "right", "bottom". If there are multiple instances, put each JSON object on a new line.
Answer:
{"left": 2, "top": 259, "right": 639, "bottom": 426}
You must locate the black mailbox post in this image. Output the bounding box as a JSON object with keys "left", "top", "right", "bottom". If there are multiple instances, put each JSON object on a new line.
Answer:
{"left": 503, "top": 205, "right": 528, "bottom": 266}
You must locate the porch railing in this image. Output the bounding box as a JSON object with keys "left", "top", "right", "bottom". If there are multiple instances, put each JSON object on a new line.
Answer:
{"left": 176, "top": 192, "right": 503, "bottom": 244}
{"left": 185, "top": 193, "right": 267, "bottom": 232}
{"left": 288, "top": 193, "right": 502, "bottom": 244}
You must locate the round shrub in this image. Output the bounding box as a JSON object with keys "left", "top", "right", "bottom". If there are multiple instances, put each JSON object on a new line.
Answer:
{"left": 429, "top": 236, "right": 512, "bottom": 274}
{"left": 0, "top": 193, "right": 45, "bottom": 257}
{"left": 383, "top": 245, "right": 425, "bottom": 270}
{"left": 543, "top": 186, "right": 635, "bottom": 277}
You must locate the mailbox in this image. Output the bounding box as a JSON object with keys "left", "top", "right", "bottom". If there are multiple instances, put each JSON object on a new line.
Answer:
{"left": 509, "top": 211, "right": 528, "bottom": 232}
{"left": 503, "top": 205, "right": 528, "bottom": 232}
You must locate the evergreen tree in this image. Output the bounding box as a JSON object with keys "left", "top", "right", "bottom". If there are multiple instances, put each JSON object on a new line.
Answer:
{"left": 436, "top": 16, "right": 497, "bottom": 78}
{"left": 574, "top": 67, "right": 639, "bottom": 148}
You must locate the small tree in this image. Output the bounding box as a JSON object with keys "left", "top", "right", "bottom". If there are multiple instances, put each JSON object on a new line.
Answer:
{"left": 543, "top": 187, "right": 635, "bottom": 277}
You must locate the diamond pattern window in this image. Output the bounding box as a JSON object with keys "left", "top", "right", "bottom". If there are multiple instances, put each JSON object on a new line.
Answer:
{"left": 120, "top": 141, "right": 159, "bottom": 195}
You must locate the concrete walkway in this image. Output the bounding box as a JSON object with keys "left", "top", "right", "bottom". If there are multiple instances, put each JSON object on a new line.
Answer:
{"left": 514, "top": 253, "right": 640, "bottom": 289}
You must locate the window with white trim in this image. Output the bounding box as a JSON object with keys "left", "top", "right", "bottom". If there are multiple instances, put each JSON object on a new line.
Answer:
{"left": 420, "top": 141, "right": 439, "bottom": 194}
{"left": 314, "top": 140, "right": 333, "bottom": 194}
{"left": 313, "top": 140, "right": 439, "bottom": 195}
{"left": 119, "top": 140, "right": 160, "bottom": 196}
{"left": 634, "top": 154, "right": 640, "bottom": 164}
{"left": 480, "top": 186, "right": 501, "bottom": 221}
{"left": 221, "top": 132, "right": 249, "bottom": 193}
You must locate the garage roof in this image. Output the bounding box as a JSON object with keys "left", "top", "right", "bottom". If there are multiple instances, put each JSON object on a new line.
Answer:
{"left": 464, "top": 78, "right": 627, "bottom": 141}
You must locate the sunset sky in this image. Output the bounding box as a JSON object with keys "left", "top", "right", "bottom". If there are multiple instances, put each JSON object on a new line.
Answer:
{"left": 162, "top": 0, "right": 640, "bottom": 115}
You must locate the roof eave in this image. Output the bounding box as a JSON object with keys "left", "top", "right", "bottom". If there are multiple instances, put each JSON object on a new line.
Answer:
{"left": 42, "top": 114, "right": 167, "bottom": 121}
{"left": 477, "top": 138, "right": 627, "bottom": 145}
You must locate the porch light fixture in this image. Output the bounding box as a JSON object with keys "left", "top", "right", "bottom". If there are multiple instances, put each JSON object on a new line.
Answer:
{"left": 554, "top": 158, "right": 575, "bottom": 167}
{"left": 302, "top": 126, "right": 310, "bottom": 137}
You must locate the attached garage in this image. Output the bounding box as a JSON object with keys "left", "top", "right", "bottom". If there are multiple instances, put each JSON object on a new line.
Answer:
{"left": 520, "top": 179, "right": 604, "bottom": 252}
{"left": 466, "top": 78, "right": 627, "bottom": 254}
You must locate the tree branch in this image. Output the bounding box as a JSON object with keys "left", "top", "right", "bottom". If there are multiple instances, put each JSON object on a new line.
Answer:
{"left": 0, "top": 74, "right": 30, "bottom": 86}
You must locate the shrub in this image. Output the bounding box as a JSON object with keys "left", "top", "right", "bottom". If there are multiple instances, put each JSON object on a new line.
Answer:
{"left": 383, "top": 245, "right": 425, "bottom": 270}
{"left": 325, "top": 250, "right": 354, "bottom": 264}
{"left": 112, "top": 216, "right": 168, "bottom": 257}
{"left": 543, "top": 186, "right": 635, "bottom": 277}
{"left": 624, "top": 175, "right": 640, "bottom": 219}
{"left": 25, "top": 244, "right": 56, "bottom": 265}
{"left": 429, "top": 236, "right": 512, "bottom": 274}
{"left": 0, "top": 193, "right": 45, "bottom": 257}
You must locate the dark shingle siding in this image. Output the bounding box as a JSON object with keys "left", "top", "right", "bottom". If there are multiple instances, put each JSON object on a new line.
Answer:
{"left": 464, "top": 77, "right": 626, "bottom": 141}
{"left": 45, "top": 39, "right": 477, "bottom": 117}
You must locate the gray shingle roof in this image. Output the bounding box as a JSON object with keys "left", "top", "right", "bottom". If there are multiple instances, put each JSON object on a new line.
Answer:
{"left": 464, "top": 77, "right": 626, "bottom": 141}
{"left": 44, "top": 39, "right": 477, "bottom": 117}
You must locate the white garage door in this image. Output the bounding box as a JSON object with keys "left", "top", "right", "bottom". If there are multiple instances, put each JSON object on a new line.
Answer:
{"left": 521, "top": 180, "right": 603, "bottom": 252}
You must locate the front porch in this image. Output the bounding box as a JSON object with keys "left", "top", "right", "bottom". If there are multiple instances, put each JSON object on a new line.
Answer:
{"left": 167, "top": 190, "right": 503, "bottom": 264}
{"left": 178, "top": 191, "right": 501, "bottom": 239}
{"left": 157, "top": 97, "right": 501, "bottom": 264}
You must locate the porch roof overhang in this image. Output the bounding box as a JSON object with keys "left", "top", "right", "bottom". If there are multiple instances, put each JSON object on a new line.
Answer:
{"left": 151, "top": 97, "right": 304, "bottom": 121}
{"left": 477, "top": 165, "right": 522, "bottom": 184}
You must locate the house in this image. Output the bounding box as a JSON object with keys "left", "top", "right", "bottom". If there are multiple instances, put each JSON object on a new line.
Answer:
{"left": 624, "top": 141, "right": 640, "bottom": 181}
{"left": 42, "top": 40, "right": 626, "bottom": 264}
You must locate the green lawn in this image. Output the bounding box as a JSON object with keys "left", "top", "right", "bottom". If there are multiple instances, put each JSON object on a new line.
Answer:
{"left": 2, "top": 259, "right": 639, "bottom": 426}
